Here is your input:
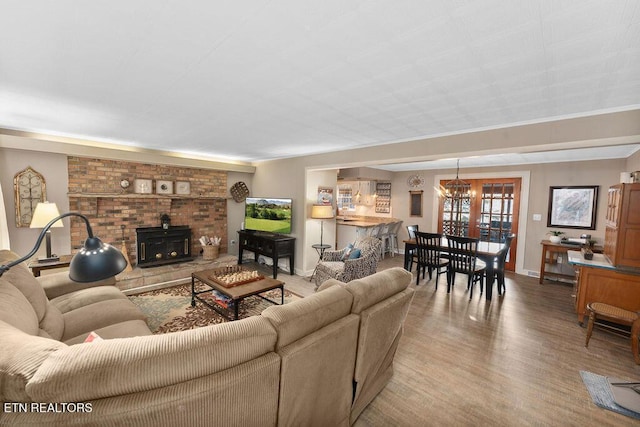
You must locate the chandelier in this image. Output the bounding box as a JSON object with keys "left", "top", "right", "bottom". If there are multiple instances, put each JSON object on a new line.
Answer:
{"left": 436, "top": 159, "right": 475, "bottom": 199}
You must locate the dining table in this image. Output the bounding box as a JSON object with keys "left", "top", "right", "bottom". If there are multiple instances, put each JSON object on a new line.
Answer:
{"left": 403, "top": 237, "right": 505, "bottom": 300}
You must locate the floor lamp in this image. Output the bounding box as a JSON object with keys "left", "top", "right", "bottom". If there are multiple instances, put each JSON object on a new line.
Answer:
{"left": 311, "top": 204, "right": 334, "bottom": 247}
{"left": 1, "top": 211, "right": 128, "bottom": 282}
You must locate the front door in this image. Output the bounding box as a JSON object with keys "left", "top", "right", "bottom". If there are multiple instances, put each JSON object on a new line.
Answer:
{"left": 438, "top": 178, "right": 520, "bottom": 271}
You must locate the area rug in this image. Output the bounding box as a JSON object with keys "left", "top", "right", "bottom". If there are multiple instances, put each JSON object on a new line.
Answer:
{"left": 129, "top": 283, "right": 301, "bottom": 334}
{"left": 580, "top": 371, "right": 640, "bottom": 420}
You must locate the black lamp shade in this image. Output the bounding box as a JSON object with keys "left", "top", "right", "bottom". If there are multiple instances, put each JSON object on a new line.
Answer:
{"left": 69, "top": 237, "right": 128, "bottom": 282}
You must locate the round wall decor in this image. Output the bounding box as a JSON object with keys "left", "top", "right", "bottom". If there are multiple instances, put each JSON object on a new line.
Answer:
{"left": 230, "top": 181, "right": 250, "bottom": 202}
{"left": 407, "top": 174, "right": 425, "bottom": 188}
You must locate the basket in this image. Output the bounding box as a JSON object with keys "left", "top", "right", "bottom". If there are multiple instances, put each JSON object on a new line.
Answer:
{"left": 202, "top": 245, "right": 219, "bottom": 260}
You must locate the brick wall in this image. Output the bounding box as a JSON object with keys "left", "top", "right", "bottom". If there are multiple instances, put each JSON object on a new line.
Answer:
{"left": 67, "top": 157, "right": 228, "bottom": 265}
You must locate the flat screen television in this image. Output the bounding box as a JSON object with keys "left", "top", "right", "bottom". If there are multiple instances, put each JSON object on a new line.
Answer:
{"left": 244, "top": 197, "right": 292, "bottom": 234}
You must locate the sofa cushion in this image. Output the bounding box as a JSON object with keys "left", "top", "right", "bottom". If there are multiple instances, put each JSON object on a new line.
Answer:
{"left": 261, "top": 285, "right": 353, "bottom": 349}
{"left": 0, "top": 321, "right": 67, "bottom": 402}
{"left": 50, "top": 285, "right": 128, "bottom": 314}
{"left": 344, "top": 267, "right": 412, "bottom": 314}
{"left": 0, "top": 278, "right": 39, "bottom": 335}
{"left": 37, "top": 270, "right": 116, "bottom": 300}
{"left": 64, "top": 319, "right": 152, "bottom": 345}
{"left": 26, "top": 316, "right": 277, "bottom": 402}
{"left": 0, "top": 250, "right": 65, "bottom": 339}
{"left": 60, "top": 298, "right": 148, "bottom": 342}
{"left": 0, "top": 250, "right": 49, "bottom": 322}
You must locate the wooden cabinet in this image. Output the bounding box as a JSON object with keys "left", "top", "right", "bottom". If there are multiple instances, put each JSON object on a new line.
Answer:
{"left": 604, "top": 183, "right": 640, "bottom": 269}
{"left": 237, "top": 230, "right": 295, "bottom": 279}
{"left": 573, "top": 262, "right": 640, "bottom": 324}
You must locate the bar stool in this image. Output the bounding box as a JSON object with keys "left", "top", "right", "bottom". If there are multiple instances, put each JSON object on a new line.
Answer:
{"left": 585, "top": 302, "right": 640, "bottom": 364}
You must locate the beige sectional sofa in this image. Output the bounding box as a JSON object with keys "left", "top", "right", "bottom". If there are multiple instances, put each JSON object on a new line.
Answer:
{"left": 0, "top": 249, "right": 414, "bottom": 426}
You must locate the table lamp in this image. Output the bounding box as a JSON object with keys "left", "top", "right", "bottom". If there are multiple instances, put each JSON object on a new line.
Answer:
{"left": 311, "top": 205, "right": 334, "bottom": 247}
{"left": 1, "top": 211, "right": 128, "bottom": 282}
{"left": 30, "top": 201, "right": 63, "bottom": 262}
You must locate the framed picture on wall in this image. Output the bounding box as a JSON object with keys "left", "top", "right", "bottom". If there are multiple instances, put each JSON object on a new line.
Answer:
{"left": 547, "top": 185, "right": 599, "bottom": 229}
{"left": 317, "top": 187, "right": 333, "bottom": 205}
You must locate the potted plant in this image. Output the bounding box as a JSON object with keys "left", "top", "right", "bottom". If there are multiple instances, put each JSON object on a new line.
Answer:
{"left": 548, "top": 230, "right": 564, "bottom": 244}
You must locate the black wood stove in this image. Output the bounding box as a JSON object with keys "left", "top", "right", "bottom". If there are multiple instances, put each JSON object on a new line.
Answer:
{"left": 136, "top": 226, "right": 192, "bottom": 268}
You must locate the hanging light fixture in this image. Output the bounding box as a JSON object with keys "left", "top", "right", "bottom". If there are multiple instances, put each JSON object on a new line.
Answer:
{"left": 436, "top": 159, "right": 476, "bottom": 237}
{"left": 436, "top": 159, "right": 475, "bottom": 199}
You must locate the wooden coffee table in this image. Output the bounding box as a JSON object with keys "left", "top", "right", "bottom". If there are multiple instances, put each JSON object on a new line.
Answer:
{"left": 191, "top": 268, "right": 285, "bottom": 321}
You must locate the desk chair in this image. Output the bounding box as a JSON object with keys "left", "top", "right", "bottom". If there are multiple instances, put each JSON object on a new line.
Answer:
{"left": 446, "top": 235, "right": 486, "bottom": 299}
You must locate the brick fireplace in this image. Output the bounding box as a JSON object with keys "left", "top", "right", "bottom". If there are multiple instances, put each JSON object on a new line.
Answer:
{"left": 67, "top": 157, "right": 228, "bottom": 266}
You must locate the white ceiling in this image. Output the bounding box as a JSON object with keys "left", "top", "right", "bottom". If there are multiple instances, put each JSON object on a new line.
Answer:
{"left": 373, "top": 144, "right": 640, "bottom": 171}
{"left": 1, "top": 1, "right": 639, "bottom": 165}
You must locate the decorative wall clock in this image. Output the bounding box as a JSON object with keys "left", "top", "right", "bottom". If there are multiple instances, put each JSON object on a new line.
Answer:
{"left": 407, "top": 174, "right": 425, "bottom": 189}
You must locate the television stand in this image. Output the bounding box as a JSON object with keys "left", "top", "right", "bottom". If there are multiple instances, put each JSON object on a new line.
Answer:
{"left": 237, "top": 230, "right": 295, "bottom": 279}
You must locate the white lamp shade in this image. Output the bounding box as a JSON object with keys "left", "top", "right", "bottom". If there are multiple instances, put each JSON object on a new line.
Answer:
{"left": 30, "top": 202, "right": 64, "bottom": 228}
{"left": 311, "top": 204, "right": 334, "bottom": 219}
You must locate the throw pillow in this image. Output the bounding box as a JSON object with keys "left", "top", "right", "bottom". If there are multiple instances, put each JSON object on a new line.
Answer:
{"left": 84, "top": 331, "right": 104, "bottom": 343}
{"left": 341, "top": 243, "right": 355, "bottom": 261}
{"left": 348, "top": 248, "right": 361, "bottom": 259}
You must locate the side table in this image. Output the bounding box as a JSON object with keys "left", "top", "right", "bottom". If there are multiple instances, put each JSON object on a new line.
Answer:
{"left": 310, "top": 244, "right": 331, "bottom": 282}
{"left": 28, "top": 254, "right": 73, "bottom": 277}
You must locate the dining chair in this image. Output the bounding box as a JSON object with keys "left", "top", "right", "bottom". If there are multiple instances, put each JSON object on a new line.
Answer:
{"left": 492, "top": 234, "right": 516, "bottom": 295}
{"left": 406, "top": 224, "right": 419, "bottom": 271}
{"left": 446, "top": 235, "right": 486, "bottom": 299}
{"left": 415, "top": 231, "right": 449, "bottom": 288}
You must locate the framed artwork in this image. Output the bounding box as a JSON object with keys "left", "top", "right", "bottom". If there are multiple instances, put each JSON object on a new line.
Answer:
{"left": 134, "top": 179, "right": 153, "bottom": 194}
{"left": 175, "top": 181, "right": 191, "bottom": 195}
{"left": 156, "top": 180, "right": 173, "bottom": 194}
{"left": 14, "top": 166, "right": 46, "bottom": 227}
{"left": 317, "top": 187, "right": 333, "bottom": 205}
{"left": 547, "top": 185, "right": 599, "bottom": 229}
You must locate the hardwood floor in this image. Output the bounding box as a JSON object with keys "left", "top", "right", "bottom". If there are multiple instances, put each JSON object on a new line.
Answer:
{"left": 351, "top": 256, "right": 640, "bottom": 426}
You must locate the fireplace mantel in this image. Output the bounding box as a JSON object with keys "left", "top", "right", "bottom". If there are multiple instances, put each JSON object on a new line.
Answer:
{"left": 68, "top": 193, "right": 229, "bottom": 200}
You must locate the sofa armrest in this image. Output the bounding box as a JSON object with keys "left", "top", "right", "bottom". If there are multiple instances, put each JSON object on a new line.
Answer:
{"left": 36, "top": 270, "right": 116, "bottom": 300}
{"left": 26, "top": 315, "right": 277, "bottom": 402}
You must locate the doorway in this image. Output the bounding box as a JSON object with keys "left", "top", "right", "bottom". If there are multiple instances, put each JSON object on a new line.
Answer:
{"left": 438, "top": 178, "right": 521, "bottom": 271}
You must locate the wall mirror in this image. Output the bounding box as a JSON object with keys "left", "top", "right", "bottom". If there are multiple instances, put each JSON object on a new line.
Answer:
{"left": 14, "top": 166, "right": 47, "bottom": 227}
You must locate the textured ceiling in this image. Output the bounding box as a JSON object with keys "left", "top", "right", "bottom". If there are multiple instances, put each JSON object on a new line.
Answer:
{"left": 1, "top": 1, "right": 639, "bottom": 164}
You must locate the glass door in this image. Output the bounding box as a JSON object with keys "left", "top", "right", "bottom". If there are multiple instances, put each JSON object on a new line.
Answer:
{"left": 438, "top": 177, "right": 520, "bottom": 271}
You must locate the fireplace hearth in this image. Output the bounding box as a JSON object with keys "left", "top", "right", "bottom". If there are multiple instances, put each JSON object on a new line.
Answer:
{"left": 136, "top": 226, "right": 192, "bottom": 268}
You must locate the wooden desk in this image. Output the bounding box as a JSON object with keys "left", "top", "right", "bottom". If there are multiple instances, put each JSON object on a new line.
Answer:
{"left": 403, "top": 238, "right": 503, "bottom": 300}
{"left": 539, "top": 240, "right": 602, "bottom": 284}
{"left": 28, "top": 254, "right": 72, "bottom": 277}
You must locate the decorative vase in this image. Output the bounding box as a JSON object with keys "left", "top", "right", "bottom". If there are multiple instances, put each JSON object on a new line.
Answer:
{"left": 549, "top": 235, "right": 562, "bottom": 243}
